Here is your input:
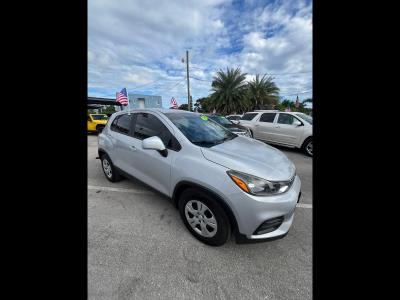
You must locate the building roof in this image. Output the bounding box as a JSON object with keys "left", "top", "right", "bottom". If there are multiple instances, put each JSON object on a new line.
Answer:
{"left": 88, "top": 96, "right": 122, "bottom": 106}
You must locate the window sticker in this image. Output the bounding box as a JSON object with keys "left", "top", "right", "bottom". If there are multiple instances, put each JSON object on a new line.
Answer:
{"left": 200, "top": 115, "right": 208, "bottom": 121}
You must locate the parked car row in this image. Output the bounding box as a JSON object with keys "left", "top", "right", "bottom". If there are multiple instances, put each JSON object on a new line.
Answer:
{"left": 90, "top": 110, "right": 313, "bottom": 156}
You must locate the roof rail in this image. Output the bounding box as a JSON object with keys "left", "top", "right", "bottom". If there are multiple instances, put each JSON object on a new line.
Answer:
{"left": 253, "top": 110, "right": 279, "bottom": 112}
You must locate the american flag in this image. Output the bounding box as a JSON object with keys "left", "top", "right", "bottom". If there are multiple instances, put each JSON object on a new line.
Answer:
{"left": 116, "top": 88, "right": 129, "bottom": 106}
{"left": 170, "top": 97, "right": 178, "bottom": 109}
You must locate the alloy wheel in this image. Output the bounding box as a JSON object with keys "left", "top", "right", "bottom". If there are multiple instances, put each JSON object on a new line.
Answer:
{"left": 306, "top": 140, "right": 313, "bottom": 156}
{"left": 102, "top": 158, "right": 112, "bottom": 178}
{"left": 184, "top": 200, "right": 217, "bottom": 237}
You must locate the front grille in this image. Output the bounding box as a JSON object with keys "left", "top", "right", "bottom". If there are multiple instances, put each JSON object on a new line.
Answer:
{"left": 253, "top": 216, "right": 284, "bottom": 235}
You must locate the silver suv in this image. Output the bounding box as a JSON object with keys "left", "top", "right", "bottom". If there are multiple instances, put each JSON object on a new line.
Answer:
{"left": 98, "top": 108, "right": 301, "bottom": 246}
{"left": 239, "top": 110, "right": 313, "bottom": 156}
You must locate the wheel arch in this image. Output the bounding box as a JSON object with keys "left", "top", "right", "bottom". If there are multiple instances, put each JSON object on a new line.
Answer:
{"left": 172, "top": 181, "right": 239, "bottom": 233}
{"left": 301, "top": 135, "right": 312, "bottom": 148}
{"left": 98, "top": 148, "right": 109, "bottom": 160}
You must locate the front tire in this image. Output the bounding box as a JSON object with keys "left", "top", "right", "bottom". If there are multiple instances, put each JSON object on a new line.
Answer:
{"left": 100, "top": 154, "right": 121, "bottom": 182}
{"left": 178, "top": 188, "right": 231, "bottom": 246}
{"left": 302, "top": 137, "right": 313, "bottom": 157}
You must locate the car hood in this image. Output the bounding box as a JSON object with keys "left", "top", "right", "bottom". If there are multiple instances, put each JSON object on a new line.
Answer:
{"left": 224, "top": 124, "right": 247, "bottom": 132}
{"left": 200, "top": 136, "right": 295, "bottom": 181}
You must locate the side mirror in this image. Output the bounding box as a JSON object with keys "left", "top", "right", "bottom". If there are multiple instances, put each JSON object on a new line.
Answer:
{"left": 293, "top": 120, "right": 303, "bottom": 126}
{"left": 142, "top": 136, "right": 168, "bottom": 157}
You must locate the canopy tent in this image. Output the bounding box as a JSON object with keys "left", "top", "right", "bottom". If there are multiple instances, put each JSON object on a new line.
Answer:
{"left": 87, "top": 96, "right": 123, "bottom": 107}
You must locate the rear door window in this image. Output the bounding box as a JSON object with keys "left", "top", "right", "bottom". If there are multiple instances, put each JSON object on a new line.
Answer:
{"left": 259, "top": 113, "right": 277, "bottom": 123}
{"left": 110, "top": 114, "right": 132, "bottom": 135}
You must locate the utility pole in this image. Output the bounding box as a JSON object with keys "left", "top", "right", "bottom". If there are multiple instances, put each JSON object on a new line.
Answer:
{"left": 186, "top": 50, "right": 190, "bottom": 111}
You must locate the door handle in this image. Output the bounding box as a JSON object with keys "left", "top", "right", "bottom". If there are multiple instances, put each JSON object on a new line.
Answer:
{"left": 274, "top": 125, "right": 280, "bottom": 128}
{"left": 130, "top": 145, "right": 137, "bottom": 151}
{"left": 255, "top": 124, "right": 259, "bottom": 127}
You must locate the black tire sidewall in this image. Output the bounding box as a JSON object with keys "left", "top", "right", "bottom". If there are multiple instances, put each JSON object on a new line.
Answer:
{"left": 302, "top": 137, "right": 313, "bottom": 157}
{"left": 178, "top": 188, "right": 231, "bottom": 246}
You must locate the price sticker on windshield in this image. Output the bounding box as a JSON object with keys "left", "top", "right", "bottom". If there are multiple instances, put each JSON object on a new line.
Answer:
{"left": 200, "top": 115, "right": 208, "bottom": 121}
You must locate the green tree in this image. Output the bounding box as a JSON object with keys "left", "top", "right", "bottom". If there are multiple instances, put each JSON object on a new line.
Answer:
{"left": 209, "top": 67, "right": 249, "bottom": 115}
{"left": 178, "top": 103, "right": 189, "bottom": 110}
{"left": 247, "top": 74, "right": 280, "bottom": 110}
{"left": 100, "top": 105, "right": 117, "bottom": 114}
{"left": 276, "top": 98, "right": 312, "bottom": 114}
{"left": 194, "top": 97, "right": 212, "bottom": 113}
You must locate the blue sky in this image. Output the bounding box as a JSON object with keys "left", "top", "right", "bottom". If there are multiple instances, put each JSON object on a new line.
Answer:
{"left": 88, "top": 0, "right": 312, "bottom": 108}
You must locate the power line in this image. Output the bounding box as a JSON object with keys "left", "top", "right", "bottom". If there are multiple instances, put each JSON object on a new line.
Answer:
{"left": 190, "top": 65, "right": 312, "bottom": 76}
{"left": 157, "top": 78, "right": 186, "bottom": 93}
{"left": 129, "top": 77, "right": 183, "bottom": 91}
{"left": 264, "top": 71, "right": 312, "bottom": 76}
{"left": 190, "top": 76, "right": 210, "bottom": 82}
{"left": 279, "top": 89, "right": 312, "bottom": 97}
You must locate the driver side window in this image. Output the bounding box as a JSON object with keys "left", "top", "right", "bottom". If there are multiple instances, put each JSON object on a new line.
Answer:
{"left": 133, "top": 113, "right": 181, "bottom": 151}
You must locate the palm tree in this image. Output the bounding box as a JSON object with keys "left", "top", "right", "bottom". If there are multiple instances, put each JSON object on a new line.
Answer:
{"left": 209, "top": 67, "right": 249, "bottom": 115}
{"left": 277, "top": 99, "right": 293, "bottom": 111}
{"left": 247, "top": 74, "right": 280, "bottom": 110}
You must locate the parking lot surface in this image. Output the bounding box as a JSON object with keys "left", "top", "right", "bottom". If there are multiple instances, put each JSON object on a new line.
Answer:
{"left": 88, "top": 134, "right": 312, "bottom": 300}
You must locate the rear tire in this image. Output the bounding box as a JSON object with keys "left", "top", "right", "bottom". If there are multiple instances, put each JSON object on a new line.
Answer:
{"left": 100, "top": 154, "right": 121, "bottom": 182}
{"left": 302, "top": 137, "right": 313, "bottom": 157}
{"left": 178, "top": 188, "right": 231, "bottom": 246}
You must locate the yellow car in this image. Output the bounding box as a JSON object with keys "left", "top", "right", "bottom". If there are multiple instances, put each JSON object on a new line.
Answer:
{"left": 87, "top": 114, "right": 109, "bottom": 133}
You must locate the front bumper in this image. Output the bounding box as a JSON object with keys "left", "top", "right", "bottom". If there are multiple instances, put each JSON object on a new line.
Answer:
{"left": 223, "top": 175, "right": 301, "bottom": 241}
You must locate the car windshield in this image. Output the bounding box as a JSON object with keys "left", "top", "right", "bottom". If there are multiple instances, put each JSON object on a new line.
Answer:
{"left": 208, "top": 115, "right": 232, "bottom": 126}
{"left": 294, "top": 113, "right": 312, "bottom": 125}
{"left": 165, "top": 113, "right": 237, "bottom": 147}
{"left": 91, "top": 114, "right": 108, "bottom": 120}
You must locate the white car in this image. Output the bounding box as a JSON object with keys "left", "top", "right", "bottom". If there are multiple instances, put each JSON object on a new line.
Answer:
{"left": 238, "top": 110, "right": 313, "bottom": 156}
{"left": 225, "top": 114, "right": 243, "bottom": 124}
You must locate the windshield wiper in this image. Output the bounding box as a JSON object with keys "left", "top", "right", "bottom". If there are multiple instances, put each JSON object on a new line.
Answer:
{"left": 223, "top": 135, "right": 237, "bottom": 141}
{"left": 192, "top": 140, "right": 224, "bottom": 147}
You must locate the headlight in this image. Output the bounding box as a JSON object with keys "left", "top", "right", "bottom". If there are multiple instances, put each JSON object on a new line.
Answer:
{"left": 227, "top": 170, "right": 294, "bottom": 196}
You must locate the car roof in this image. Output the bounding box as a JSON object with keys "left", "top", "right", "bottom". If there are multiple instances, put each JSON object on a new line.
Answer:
{"left": 252, "top": 110, "right": 279, "bottom": 112}
{"left": 114, "top": 108, "right": 198, "bottom": 116}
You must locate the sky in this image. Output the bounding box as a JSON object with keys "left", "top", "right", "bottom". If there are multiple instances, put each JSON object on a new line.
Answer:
{"left": 88, "top": 0, "right": 312, "bottom": 109}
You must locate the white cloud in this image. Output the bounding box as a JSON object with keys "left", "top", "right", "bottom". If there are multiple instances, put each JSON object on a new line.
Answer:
{"left": 88, "top": 0, "right": 312, "bottom": 105}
